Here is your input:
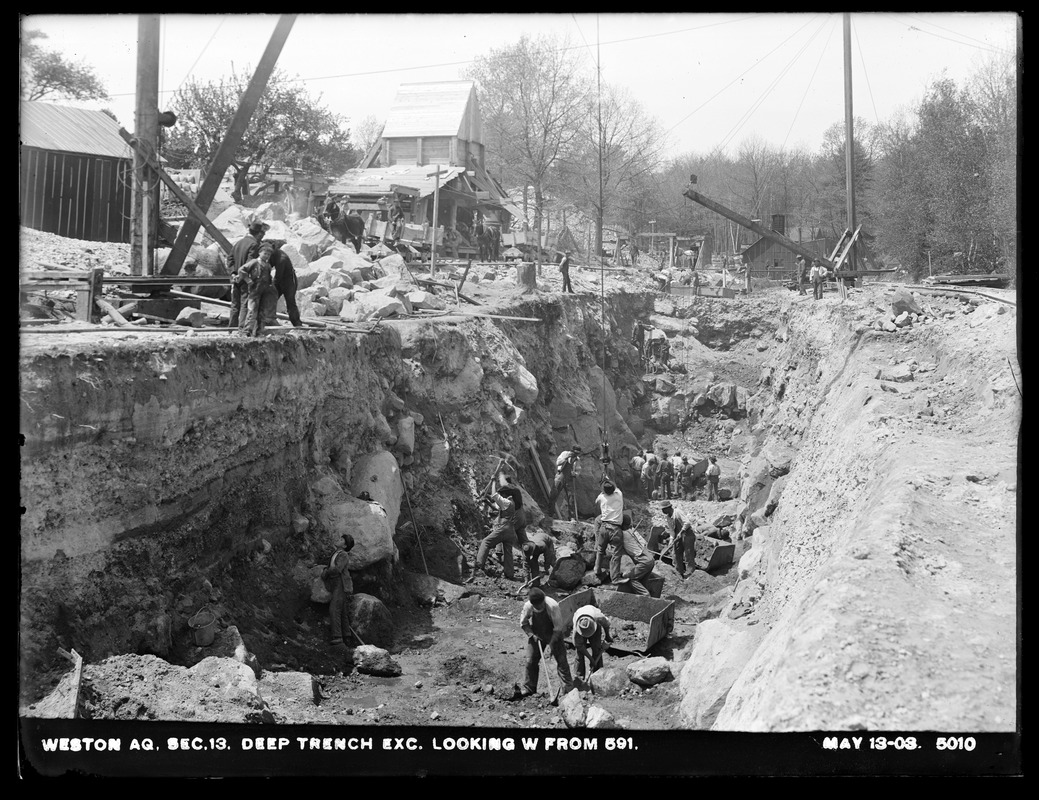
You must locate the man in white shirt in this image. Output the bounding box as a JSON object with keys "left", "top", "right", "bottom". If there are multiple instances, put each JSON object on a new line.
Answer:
{"left": 519, "top": 587, "right": 573, "bottom": 697}
{"left": 593, "top": 482, "right": 655, "bottom": 596}
{"left": 572, "top": 602, "right": 612, "bottom": 685}
{"left": 810, "top": 260, "right": 827, "bottom": 300}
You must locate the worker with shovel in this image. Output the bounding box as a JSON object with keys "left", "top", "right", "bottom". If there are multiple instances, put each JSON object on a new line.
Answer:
{"left": 661, "top": 502, "right": 696, "bottom": 579}
{"left": 518, "top": 587, "right": 574, "bottom": 699}
{"left": 572, "top": 603, "right": 612, "bottom": 687}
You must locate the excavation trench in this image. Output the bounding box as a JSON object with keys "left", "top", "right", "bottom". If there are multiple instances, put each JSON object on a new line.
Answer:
{"left": 19, "top": 285, "right": 1017, "bottom": 731}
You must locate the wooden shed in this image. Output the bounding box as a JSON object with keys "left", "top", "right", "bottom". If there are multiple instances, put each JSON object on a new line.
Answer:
{"left": 359, "top": 81, "right": 485, "bottom": 170}
{"left": 19, "top": 100, "right": 134, "bottom": 243}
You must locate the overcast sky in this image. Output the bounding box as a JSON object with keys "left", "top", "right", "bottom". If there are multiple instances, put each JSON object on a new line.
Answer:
{"left": 21, "top": 12, "right": 1019, "bottom": 161}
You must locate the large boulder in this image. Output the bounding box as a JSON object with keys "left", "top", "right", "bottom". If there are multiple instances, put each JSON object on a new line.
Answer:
{"left": 707, "top": 383, "right": 738, "bottom": 409}
{"left": 340, "top": 293, "right": 407, "bottom": 322}
{"left": 509, "top": 363, "right": 539, "bottom": 406}
{"left": 294, "top": 218, "right": 336, "bottom": 261}
{"left": 589, "top": 667, "right": 629, "bottom": 697}
{"left": 352, "top": 645, "right": 402, "bottom": 677}
{"left": 586, "top": 705, "right": 620, "bottom": 729}
{"left": 349, "top": 450, "right": 404, "bottom": 532}
{"left": 312, "top": 471, "right": 396, "bottom": 568}
{"left": 348, "top": 594, "right": 394, "bottom": 649}
{"left": 678, "top": 619, "right": 759, "bottom": 729}
{"left": 626, "top": 657, "right": 673, "bottom": 687}
{"left": 890, "top": 289, "right": 924, "bottom": 317}
{"left": 559, "top": 688, "right": 587, "bottom": 728}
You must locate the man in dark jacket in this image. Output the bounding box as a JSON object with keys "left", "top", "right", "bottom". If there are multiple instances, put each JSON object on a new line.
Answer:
{"left": 343, "top": 210, "right": 366, "bottom": 253}
{"left": 263, "top": 242, "right": 302, "bottom": 328}
{"left": 227, "top": 220, "right": 268, "bottom": 328}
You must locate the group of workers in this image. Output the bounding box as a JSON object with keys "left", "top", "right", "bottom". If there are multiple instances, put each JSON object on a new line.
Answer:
{"left": 631, "top": 322, "right": 671, "bottom": 373}
{"left": 629, "top": 450, "right": 722, "bottom": 501}
{"left": 795, "top": 255, "right": 832, "bottom": 300}
{"left": 227, "top": 220, "right": 303, "bottom": 336}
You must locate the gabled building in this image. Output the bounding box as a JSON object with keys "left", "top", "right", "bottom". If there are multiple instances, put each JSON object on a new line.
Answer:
{"left": 19, "top": 100, "right": 135, "bottom": 243}
{"left": 332, "top": 81, "right": 518, "bottom": 237}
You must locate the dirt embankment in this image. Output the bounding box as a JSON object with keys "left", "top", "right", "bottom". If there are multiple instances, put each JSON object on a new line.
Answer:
{"left": 19, "top": 289, "right": 654, "bottom": 704}
{"left": 679, "top": 289, "right": 1018, "bottom": 732}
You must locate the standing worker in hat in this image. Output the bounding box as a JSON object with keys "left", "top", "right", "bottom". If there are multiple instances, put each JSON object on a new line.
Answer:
{"left": 519, "top": 587, "right": 574, "bottom": 698}
{"left": 322, "top": 533, "right": 356, "bottom": 651}
{"left": 572, "top": 602, "right": 612, "bottom": 686}
{"left": 678, "top": 456, "right": 696, "bottom": 500}
{"left": 661, "top": 502, "right": 696, "bottom": 579}
{"left": 593, "top": 481, "right": 654, "bottom": 595}
{"left": 657, "top": 450, "right": 674, "bottom": 501}
{"left": 706, "top": 456, "right": 722, "bottom": 501}
{"left": 547, "top": 445, "right": 582, "bottom": 521}
{"left": 227, "top": 220, "right": 269, "bottom": 329}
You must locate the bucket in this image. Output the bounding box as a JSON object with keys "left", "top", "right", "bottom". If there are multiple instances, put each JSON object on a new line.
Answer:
{"left": 188, "top": 606, "right": 217, "bottom": 647}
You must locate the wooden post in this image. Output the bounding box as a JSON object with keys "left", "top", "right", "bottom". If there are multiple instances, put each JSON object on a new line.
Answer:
{"left": 161, "top": 14, "right": 297, "bottom": 277}
{"left": 844, "top": 13, "right": 858, "bottom": 273}
{"left": 431, "top": 168, "right": 441, "bottom": 279}
{"left": 131, "top": 15, "right": 160, "bottom": 277}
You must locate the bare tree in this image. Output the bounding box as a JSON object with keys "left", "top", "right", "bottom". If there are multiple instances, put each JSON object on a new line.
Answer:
{"left": 467, "top": 34, "right": 589, "bottom": 272}
{"left": 559, "top": 84, "right": 665, "bottom": 257}
{"left": 351, "top": 113, "right": 384, "bottom": 163}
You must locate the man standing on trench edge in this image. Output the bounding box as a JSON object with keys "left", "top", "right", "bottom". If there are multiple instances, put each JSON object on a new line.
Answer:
{"left": 519, "top": 587, "right": 574, "bottom": 698}
{"left": 227, "top": 220, "right": 269, "bottom": 328}
{"left": 706, "top": 456, "right": 721, "bottom": 501}
{"left": 262, "top": 241, "right": 303, "bottom": 328}
{"left": 323, "top": 533, "right": 356, "bottom": 652}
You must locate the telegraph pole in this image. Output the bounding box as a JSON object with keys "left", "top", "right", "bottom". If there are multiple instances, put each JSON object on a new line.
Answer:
{"left": 131, "top": 14, "right": 160, "bottom": 276}
{"left": 843, "top": 12, "right": 857, "bottom": 272}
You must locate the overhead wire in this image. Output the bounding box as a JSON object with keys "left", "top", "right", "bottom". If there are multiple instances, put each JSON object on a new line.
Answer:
{"left": 108, "top": 14, "right": 765, "bottom": 101}
{"left": 663, "top": 13, "right": 822, "bottom": 142}
{"left": 716, "top": 15, "right": 832, "bottom": 156}
{"left": 852, "top": 20, "right": 882, "bottom": 129}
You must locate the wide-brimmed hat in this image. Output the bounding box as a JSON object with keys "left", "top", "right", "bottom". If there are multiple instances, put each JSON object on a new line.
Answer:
{"left": 576, "top": 615, "right": 597, "bottom": 637}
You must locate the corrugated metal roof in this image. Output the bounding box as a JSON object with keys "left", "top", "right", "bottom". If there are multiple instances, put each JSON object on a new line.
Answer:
{"left": 328, "top": 164, "right": 466, "bottom": 198}
{"left": 381, "top": 81, "right": 477, "bottom": 139}
{"left": 20, "top": 100, "right": 132, "bottom": 159}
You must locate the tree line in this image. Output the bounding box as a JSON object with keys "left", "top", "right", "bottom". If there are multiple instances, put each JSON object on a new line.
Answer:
{"left": 21, "top": 25, "right": 1015, "bottom": 279}
{"left": 466, "top": 34, "right": 1016, "bottom": 280}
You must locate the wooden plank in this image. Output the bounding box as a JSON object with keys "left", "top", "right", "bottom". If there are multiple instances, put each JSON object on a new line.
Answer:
{"left": 95, "top": 297, "right": 131, "bottom": 326}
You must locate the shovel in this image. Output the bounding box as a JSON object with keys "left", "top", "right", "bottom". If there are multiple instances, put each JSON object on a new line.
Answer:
{"left": 537, "top": 639, "right": 561, "bottom": 706}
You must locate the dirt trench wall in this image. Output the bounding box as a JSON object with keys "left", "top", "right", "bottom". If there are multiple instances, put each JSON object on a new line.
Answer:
{"left": 683, "top": 297, "right": 1018, "bottom": 731}
{"left": 19, "top": 291, "right": 655, "bottom": 697}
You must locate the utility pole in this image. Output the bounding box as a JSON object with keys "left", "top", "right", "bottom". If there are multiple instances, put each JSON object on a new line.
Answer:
{"left": 428, "top": 166, "right": 447, "bottom": 279}
{"left": 843, "top": 12, "right": 858, "bottom": 273}
{"left": 131, "top": 15, "right": 160, "bottom": 276}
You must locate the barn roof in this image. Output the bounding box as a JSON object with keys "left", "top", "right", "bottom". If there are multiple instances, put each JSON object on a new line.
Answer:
{"left": 20, "top": 100, "right": 132, "bottom": 159}
{"left": 329, "top": 164, "right": 467, "bottom": 198}
{"left": 381, "top": 81, "right": 478, "bottom": 139}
